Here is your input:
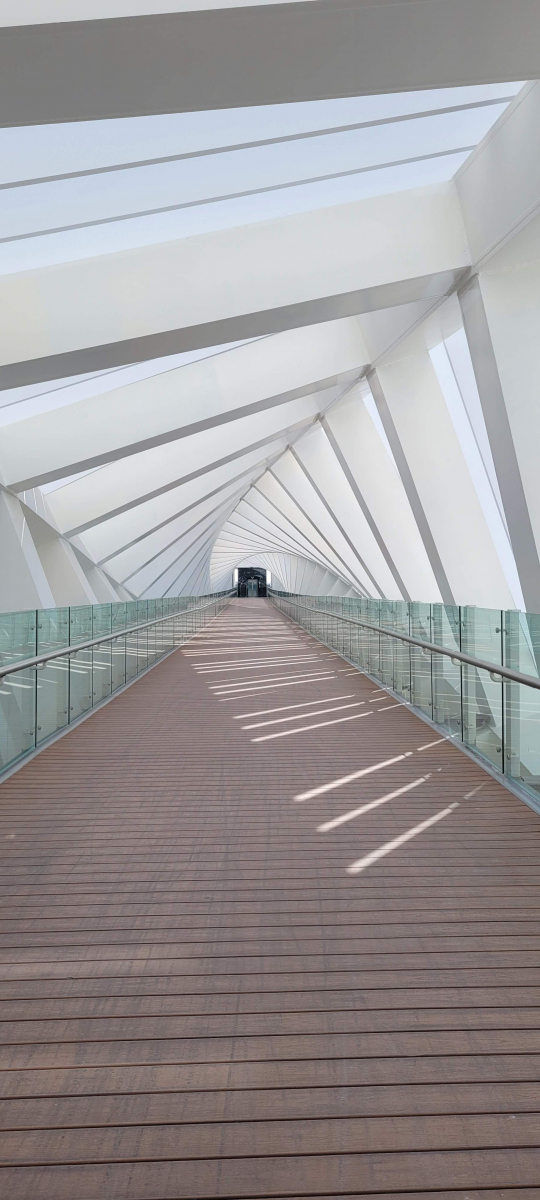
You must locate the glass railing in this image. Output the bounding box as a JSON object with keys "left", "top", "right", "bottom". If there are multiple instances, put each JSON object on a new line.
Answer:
{"left": 0, "top": 592, "right": 232, "bottom": 777}
{"left": 269, "top": 591, "right": 540, "bottom": 810}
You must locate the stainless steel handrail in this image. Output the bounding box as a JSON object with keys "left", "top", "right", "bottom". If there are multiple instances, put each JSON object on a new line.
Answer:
{"left": 270, "top": 593, "right": 540, "bottom": 692}
{"left": 0, "top": 592, "right": 234, "bottom": 680}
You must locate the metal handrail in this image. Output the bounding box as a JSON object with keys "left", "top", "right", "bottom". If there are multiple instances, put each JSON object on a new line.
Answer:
{"left": 0, "top": 592, "right": 234, "bottom": 680}
{"left": 270, "top": 593, "right": 540, "bottom": 692}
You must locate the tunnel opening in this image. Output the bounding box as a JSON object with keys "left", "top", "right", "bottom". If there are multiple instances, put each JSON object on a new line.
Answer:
{"left": 236, "top": 567, "right": 267, "bottom": 597}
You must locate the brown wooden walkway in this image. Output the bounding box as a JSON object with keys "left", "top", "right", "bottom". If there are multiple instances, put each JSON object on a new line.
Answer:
{"left": 1, "top": 597, "right": 540, "bottom": 1199}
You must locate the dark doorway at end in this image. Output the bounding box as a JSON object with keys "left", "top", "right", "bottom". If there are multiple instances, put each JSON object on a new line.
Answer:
{"left": 237, "top": 567, "right": 267, "bottom": 597}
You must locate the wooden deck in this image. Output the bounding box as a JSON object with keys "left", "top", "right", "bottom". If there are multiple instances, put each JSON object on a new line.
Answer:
{"left": 1, "top": 597, "right": 540, "bottom": 1199}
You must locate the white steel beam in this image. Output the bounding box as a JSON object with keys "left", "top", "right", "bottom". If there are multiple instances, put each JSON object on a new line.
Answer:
{"left": 47, "top": 402, "right": 317, "bottom": 536}
{"left": 370, "top": 332, "right": 516, "bottom": 608}
{"left": 244, "top": 483, "right": 363, "bottom": 593}
{"left": 321, "top": 387, "right": 442, "bottom": 602}
{"left": 0, "top": 186, "right": 468, "bottom": 387}
{"left": 81, "top": 452, "right": 280, "bottom": 567}
{"left": 0, "top": 320, "right": 365, "bottom": 489}
{"left": 456, "top": 82, "right": 540, "bottom": 268}
{"left": 0, "top": 3, "right": 538, "bottom": 127}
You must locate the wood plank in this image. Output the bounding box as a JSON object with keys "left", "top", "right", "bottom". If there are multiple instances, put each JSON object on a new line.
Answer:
{"left": 1, "top": 1080, "right": 539, "bottom": 1131}
{"left": 2, "top": 1111, "right": 540, "bottom": 1166}
{"left": 4, "top": 966, "right": 540, "bottom": 1002}
{"left": 1, "top": 984, "right": 539, "bottom": 1021}
{"left": 3, "top": 950, "right": 540, "bottom": 980}
{"left": 2, "top": 1147, "right": 540, "bottom": 1199}
{"left": 4, "top": 1027, "right": 540, "bottom": 1071}
{"left": 2, "top": 914, "right": 540, "bottom": 931}
{"left": 3, "top": 1005, "right": 540, "bottom": 1046}
{"left": 2, "top": 931, "right": 540, "bottom": 952}
{"left": 3, "top": 1053, "right": 540, "bottom": 1100}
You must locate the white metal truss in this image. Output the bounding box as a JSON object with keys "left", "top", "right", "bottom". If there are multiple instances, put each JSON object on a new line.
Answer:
{"left": 1, "top": 7, "right": 539, "bottom": 611}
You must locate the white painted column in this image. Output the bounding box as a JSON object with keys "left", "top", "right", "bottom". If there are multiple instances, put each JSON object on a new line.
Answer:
{"left": 370, "top": 331, "right": 515, "bottom": 608}
{"left": 459, "top": 246, "right": 540, "bottom": 611}
{"left": 454, "top": 80, "right": 540, "bottom": 610}
{"left": 321, "top": 385, "right": 442, "bottom": 602}
{"left": 0, "top": 491, "right": 55, "bottom": 612}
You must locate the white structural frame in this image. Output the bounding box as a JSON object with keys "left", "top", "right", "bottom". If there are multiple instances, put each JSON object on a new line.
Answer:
{"left": 1, "top": 11, "right": 540, "bottom": 613}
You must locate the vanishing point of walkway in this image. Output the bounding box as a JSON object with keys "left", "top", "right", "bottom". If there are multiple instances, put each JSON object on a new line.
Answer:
{"left": 1, "top": 598, "right": 540, "bottom": 1198}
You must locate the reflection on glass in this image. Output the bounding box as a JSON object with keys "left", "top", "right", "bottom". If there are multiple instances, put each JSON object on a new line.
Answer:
{"left": 37, "top": 655, "right": 69, "bottom": 744}
{"left": 92, "top": 605, "right": 112, "bottom": 704}
{"left": 461, "top": 607, "right": 504, "bottom": 771}
{"left": 69, "top": 648, "right": 93, "bottom": 720}
{"left": 504, "top": 611, "right": 540, "bottom": 797}
{"left": 432, "top": 604, "right": 461, "bottom": 737}
{"left": 0, "top": 667, "right": 36, "bottom": 770}
{"left": 70, "top": 605, "right": 93, "bottom": 646}
{"left": 0, "top": 610, "right": 38, "bottom": 769}
{"left": 410, "top": 603, "right": 432, "bottom": 719}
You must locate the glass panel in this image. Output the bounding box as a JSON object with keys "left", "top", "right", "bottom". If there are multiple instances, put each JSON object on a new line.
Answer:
{"left": 461, "top": 608, "right": 504, "bottom": 770}
{"left": 163, "top": 612, "right": 172, "bottom": 655}
{"left": 0, "top": 666, "right": 36, "bottom": 770}
{"left": 112, "top": 603, "right": 128, "bottom": 634}
{"left": 137, "top": 600, "right": 149, "bottom": 625}
{"left": 126, "top": 625, "right": 139, "bottom": 682}
{"left": 333, "top": 606, "right": 345, "bottom": 657}
{"left": 431, "top": 604, "right": 462, "bottom": 738}
{"left": 410, "top": 603, "right": 432, "bottom": 718}
{"left": 0, "top": 609, "right": 36, "bottom": 667}
{"left": 461, "top": 605, "right": 503, "bottom": 665}
{"left": 125, "top": 601, "right": 138, "bottom": 629}
{"left": 38, "top": 607, "right": 69, "bottom": 656}
{"left": 316, "top": 606, "right": 327, "bottom": 648}
{"left": 36, "top": 610, "right": 70, "bottom": 744}
{"left": 137, "top": 626, "right": 148, "bottom": 674}
{"left": 69, "top": 605, "right": 92, "bottom": 646}
{"left": 148, "top": 623, "right": 156, "bottom": 666}
{"left": 379, "top": 601, "right": 394, "bottom": 687}
{"left": 166, "top": 614, "right": 175, "bottom": 655}
{"left": 345, "top": 613, "right": 354, "bottom": 662}
{"left": 0, "top": 609, "right": 38, "bottom": 770}
{"left": 147, "top": 602, "right": 157, "bottom": 664}
{"left": 156, "top": 616, "right": 165, "bottom": 660}
{"left": 69, "top": 647, "right": 93, "bottom": 720}
{"left": 111, "top": 635, "right": 127, "bottom": 692}
{"left": 92, "top": 605, "right": 112, "bottom": 639}
{"left": 91, "top": 605, "right": 112, "bottom": 704}
{"left": 504, "top": 611, "right": 540, "bottom": 797}
{"left": 347, "top": 599, "right": 362, "bottom": 669}
{"left": 330, "top": 610, "right": 341, "bottom": 655}
{"left": 172, "top": 608, "right": 182, "bottom": 648}
{"left": 462, "top": 663, "right": 503, "bottom": 769}
{"left": 356, "top": 601, "right": 369, "bottom": 671}
{"left": 364, "top": 599, "right": 379, "bottom": 676}
{"left": 392, "top": 603, "right": 411, "bottom": 701}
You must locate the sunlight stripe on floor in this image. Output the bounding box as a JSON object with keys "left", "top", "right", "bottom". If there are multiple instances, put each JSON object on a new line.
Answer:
{"left": 317, "top": 776, "right": 429, "bottom": 831}
{"left": 251, "top": 710, "right": 372, "bottom": 743}
{"left": 346, "top": 803, "right": 459, "bottom": 875}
